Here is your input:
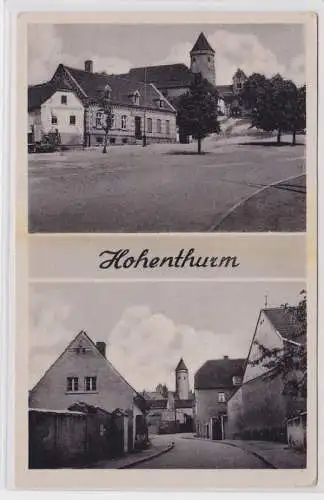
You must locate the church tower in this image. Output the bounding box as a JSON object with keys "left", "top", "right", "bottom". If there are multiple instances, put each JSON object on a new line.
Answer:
{"left": 175, "top": 358, "right": 189, "bottom": 400}
{"left": 190, "top": 32, "right": 215, "bottom": 86}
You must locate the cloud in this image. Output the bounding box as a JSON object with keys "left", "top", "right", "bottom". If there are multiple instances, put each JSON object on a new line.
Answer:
{"left": 159, "top": 29, "right": 305, "bottom": 85}
{"left": 28, "top": 25, "right": 132, "bottom": 84}
{"left": 107, "top": 306, "right": 248, "bottom": 391}
{"left": 29, "top": 288, "right": 75, "bottom": 387}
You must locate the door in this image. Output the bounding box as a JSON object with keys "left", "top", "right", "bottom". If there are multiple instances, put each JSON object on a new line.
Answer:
{"left": 211, "top": 417, "right": 222, "bottom": 440}
{"left": 135, "top": 116, "right": 142, "bottom": 139}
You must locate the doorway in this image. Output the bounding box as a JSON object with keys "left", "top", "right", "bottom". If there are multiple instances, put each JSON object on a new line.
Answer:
{"left": 135, "top": 116, "right": 142, "bottom": 139}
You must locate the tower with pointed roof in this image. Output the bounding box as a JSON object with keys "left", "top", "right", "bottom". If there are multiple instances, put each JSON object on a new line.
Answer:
{"left": 190, "top": 32, "right": 216, "bottom": 86}
{"left": 175, "top": 358, "right": 189, "bottom": 400}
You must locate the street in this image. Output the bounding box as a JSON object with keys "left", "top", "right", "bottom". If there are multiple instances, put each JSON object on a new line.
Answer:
{"left": 135, "top": 434, "right": 269, "bottom": 469}
{"left": 28, "top": 136, "right": 305, "bottom": 233}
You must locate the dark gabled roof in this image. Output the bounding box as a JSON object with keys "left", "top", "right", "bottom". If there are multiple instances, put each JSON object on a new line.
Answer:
{"left": 263, "top": 307, "right": 305, "bottom": 344}
{"left": 175, "top": 358, "right": 188, "bottom": 371}
{"left": 190, "top": 32, "right": 215, "bottom": 54}
{"left": 147, "top": 399, "right": 168, "bottom": 410}
{"left": 62, "top": 65, "right": 175, "bottom": 112}
{"left": 216, "top": 84, "right": 233, "bottom": 96}
{"left": 28, "top": 82, "right": 56, "bottom": 111}
{"left": 175, "top": 399, "right": 194, "bottom": 409}
{"left": 128, "top": 64, "right": 194, "bottom": 89}
{"left": 194, "top": 358, "right": 245, "bottom": 390}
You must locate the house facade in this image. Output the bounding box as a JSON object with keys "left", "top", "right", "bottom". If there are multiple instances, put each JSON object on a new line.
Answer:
{"left": 28, "top": 61, "right": 177, "bottom": 148}
{"left": 29, "top": 330, "right": 148, "bottom": 450}
{"left": 226, "top": 306, "right": 306, "bottom": 441}
{"left": 194, "top": 356, "right": 245, "bottom": 440}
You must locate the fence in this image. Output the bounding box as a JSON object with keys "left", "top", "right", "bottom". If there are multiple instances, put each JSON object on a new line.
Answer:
{"left": 29, "top": 406, "right": 126, "bottom": 468}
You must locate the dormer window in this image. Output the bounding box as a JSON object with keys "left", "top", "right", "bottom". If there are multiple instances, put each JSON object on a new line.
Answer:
{"left": 129, "top": 90, "right": 140, "bottom": 105}
{"left": 154, "top": 98, "right": 165, "bottom": 108}
{"left": 232, "top": 376, "right": 242, "bottom": 386}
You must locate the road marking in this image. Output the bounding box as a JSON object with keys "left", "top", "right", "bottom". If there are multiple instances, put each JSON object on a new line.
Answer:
{"left": 209, "top": 173, "right": 306, "bottom": 232}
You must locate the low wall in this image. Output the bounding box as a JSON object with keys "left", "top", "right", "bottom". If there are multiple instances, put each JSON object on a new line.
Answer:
{"left": 29, "top": 408, "right": 125, "bottom": 468}
{"left": 287, "top": 413, "right": 307, "bottom": 451}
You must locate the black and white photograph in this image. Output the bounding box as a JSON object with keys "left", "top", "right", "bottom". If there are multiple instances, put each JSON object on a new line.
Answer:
{"left": 28, "top": 281, "right": 307, "bottom": 470}
{"left": 28, "top": 23, "right": 307, "bottom": 233}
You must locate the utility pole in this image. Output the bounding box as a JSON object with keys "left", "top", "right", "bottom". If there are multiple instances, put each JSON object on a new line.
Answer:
{"left": 143, "top": 67, "right": 147, "bottom": 147}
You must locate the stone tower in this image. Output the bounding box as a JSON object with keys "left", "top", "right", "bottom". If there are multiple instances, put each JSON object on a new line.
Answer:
{"left": 190, "top": 32, "right": 216, "bottom": 86}
{"left": 175, "top": 358, "right": 189, "bottom": 400}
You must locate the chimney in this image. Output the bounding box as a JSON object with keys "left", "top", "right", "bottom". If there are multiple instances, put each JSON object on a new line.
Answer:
{"left": 85, "top": 60, "right": 93, "bottom": 73}
{"left": 96, "top": 341, "right": 106, "bottom": 358}
{"left": 223, "top": 355, "right": 229, "bottom": 359}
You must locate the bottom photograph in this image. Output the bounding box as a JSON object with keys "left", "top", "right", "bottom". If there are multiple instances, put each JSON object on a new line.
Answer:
{"left": 28, "top": 281, "right": 307, "bottom": 470}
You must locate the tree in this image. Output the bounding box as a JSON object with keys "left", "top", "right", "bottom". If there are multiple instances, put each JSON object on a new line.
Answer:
{"left": 97, "top": 85, "right": 113, "bottom": 154}
{"left": 249, "top": 290, "right": 307, "bottom": 400}
{"left": 176, "top": 77, "right": 220, "bottom": 154}
{"left": 289, "top": 85, "right": 306, "bottom": 145}
{"left": 241, "top": 73, "right": 304, "bottom": 144}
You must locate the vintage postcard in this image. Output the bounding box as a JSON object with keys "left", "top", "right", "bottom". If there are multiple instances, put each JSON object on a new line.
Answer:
{"left": 12, "top": 9, "right": 318, "bottom": 491}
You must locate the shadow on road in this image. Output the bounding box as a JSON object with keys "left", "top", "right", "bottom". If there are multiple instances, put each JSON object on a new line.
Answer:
{"left": 238, "top": 141, "right": 304, "bottom": 147}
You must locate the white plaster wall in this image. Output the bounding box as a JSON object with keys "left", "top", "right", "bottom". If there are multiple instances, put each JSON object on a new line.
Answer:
{"left": 87, "top": 105, "right": 177, "bottom": 142}
{"left": 40, "top": 91, "right": 84, "bottom": 137}
{"left": 243, "top": 311, "right": 284, "bottom": 383}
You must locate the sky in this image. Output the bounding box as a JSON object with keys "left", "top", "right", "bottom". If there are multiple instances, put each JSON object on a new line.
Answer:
{"left": 27, "top": 23, "right": 305, "bottom": 86}
{"left": 29, "top": 281, "right": 304, "bottom": 392}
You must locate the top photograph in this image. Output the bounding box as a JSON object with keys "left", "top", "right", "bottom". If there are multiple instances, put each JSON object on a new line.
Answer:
{"left": 27, "top": 22, "right": 308, "bottom": 233}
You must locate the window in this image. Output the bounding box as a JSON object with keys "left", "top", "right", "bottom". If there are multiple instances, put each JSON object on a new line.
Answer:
{"left": 121, "top": 115, "right": 127, "bottom": 129}
{"left": 133, "top": 92, "right": 140, "bottom": 105}
{"left": 96, "top": 136, "right": 103, "bottom": 144}
{"left": 232, "top": 376, "right": 241, "bottom": 386}
{"left": 159, "top": 100, "right": 164, "bottom": 108}
{"left": 218, "top": 392, "right": 226, "bottom": 403}
{"left": 110, "top": 137, "right": 116, "bottom": 144}
{"left": 165, "top": 120, "right": 170, "bottom": 135}
{"left": 51, "top": 115, "right": 58, "bottom": 125}
{"left": 84, "top": 376, "right": 97, "bottom": 391}
{"left": 66, "top": 377, "right": 78, "bottom": 392}
{"left": 122, "top": 138, "right": 128, "bottom": 144}
{"left": 69, "top": 115, "right": 76, "bottom": 125}
{"left": 192, "top": 57, "right": 196, "bottom": 62}
{"left": 111, "top": 114, "right": 115, "bottom": 129}
{"left": 147, "top": 118, "right": 152, "bottom": 133}
{"left": 157, "top": 119, "right": 162, "bottom": 134}
{"left": 208, "top": 57, "right": 211, "bottom": 62}
{"left": 236, "top": 82, "right": 242, "bottom": 89}
{"left": 96, "top": 111, "right": 103, "bottom": 128}
{"left": 61, "top": 95, "right": 67, "bottom": 104}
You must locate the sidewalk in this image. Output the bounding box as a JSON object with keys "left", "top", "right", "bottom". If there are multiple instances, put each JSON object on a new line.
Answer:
{"left": 222, "top": 440, "right": 306, "bottom": 469}
{"left": 82, "top": 439, "right": 174, "bottom": 469}
{"left": 181, "top": 435, "right": 306, "bottom": 469}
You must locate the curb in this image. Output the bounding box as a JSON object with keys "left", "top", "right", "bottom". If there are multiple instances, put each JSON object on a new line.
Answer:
{"left": 209, "top": 173, "right": 305, "bottom": 232}
{"left": 118, "top": 442, "right": 175, "bottom": 469}
{"left": 221, "top": 441, "right": 277, "bottom": 469}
